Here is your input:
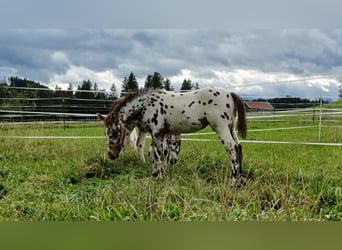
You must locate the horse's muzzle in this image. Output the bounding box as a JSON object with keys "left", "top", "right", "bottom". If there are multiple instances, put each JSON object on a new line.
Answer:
{"left": 108, "top": 152, "right": 118, "bottom": 160}
{"left": 108, "top": 147, "right": 121, "bottom": 160}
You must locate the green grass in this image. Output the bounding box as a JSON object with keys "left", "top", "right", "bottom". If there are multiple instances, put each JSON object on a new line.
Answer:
{"left": 0, "top": 114, "right": 341, "bottom": 221}
{"left": 325, "top": 99, "right": 342, "bottom": 106}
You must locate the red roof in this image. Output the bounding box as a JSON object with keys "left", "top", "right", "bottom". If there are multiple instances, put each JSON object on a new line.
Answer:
{"left": 245, "top": 102, "right": 274, "bottom": 110}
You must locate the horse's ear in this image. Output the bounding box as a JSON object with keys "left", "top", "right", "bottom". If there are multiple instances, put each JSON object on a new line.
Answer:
{"left": 97, "top": 113, "right": 107, "bottom": 122}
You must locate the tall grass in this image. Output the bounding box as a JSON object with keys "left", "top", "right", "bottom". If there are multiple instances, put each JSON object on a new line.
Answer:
{"left": 0, "top": 119, "right": 341, "bottom": 221}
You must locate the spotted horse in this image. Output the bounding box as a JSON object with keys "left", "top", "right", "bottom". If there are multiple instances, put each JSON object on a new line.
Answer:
{"left": 97, "top": 96, "right": 181, "bottom": 164}
{"left": 148, "top": 132, "right": 181, "bottom": 165}
{"left": 97, "top": 86, "right": 247, "bottom": 182}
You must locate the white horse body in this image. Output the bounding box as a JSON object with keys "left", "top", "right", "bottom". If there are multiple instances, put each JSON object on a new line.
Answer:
{"left": 141, "top": 88, "right": 233, "bottom": 133}
{"left": 99, "top": 87, "right": 246, "bottom": 181}
{"left": 114, "top": 87, "right": 247, "bottom": 179}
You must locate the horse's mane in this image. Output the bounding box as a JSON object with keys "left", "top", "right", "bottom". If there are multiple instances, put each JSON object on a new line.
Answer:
{"left": 109, "top": 87, "right": 161, "bottom": 113}
{"left": 109, "top": 92, "right": 136, "bottom": 113}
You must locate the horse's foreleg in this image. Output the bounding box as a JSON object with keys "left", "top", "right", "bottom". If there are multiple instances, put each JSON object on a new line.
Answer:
{"left": 137, "top": 130, "right": 147, "bottom": 162}
{"left": 128, "top": 128, "right": 138, "bottom": 151}
{"left": 150, "top": 135, "right": 167, "bottom": 179}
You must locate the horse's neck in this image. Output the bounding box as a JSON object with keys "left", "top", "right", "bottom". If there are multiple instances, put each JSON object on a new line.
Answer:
{"left": 120, "top": 94, "right": 146, "bottom": 124}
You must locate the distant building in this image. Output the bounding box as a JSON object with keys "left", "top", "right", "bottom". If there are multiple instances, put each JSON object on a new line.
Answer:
{"left": 245, "top": 101, "right": 274, "bottom": 111}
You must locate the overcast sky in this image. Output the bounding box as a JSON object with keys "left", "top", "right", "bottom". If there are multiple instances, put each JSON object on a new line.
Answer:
{"left": 1, "top": 1, "right": 342, "bottom": 100}
{"left": 1, "top": 29, "right": 341, "bottom": 99}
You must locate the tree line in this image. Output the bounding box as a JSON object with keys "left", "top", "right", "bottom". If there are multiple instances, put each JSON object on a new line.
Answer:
{"left": 121, "top": 72, "right": 199, "bottom": 95}
{"left": 2, "top": 73, "right": 328, "bottom": 122}
{"left": 0, "top": 73, "right": 199, "bottom": 121}
{"left": 253, "top": 96, "right": 324, "bottom": 109}
{"left": 1, "top": 73, "right": 199, "bottom": 100}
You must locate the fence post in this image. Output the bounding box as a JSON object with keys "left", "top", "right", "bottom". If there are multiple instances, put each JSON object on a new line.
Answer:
{"left": 312, "top": 104, "right": 315, "bottom": 124}
{"left": 318, "top": 96, "right": 323, "bottom": 142}
{"left": 63, "top": 97, "right": 66, "bottom": 130}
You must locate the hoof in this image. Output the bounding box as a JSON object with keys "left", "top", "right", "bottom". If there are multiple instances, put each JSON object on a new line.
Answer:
{"left": 169, "top": 158, "right": 177, "bottom": 165}
{"left": 152, "top": 169, "right": 159, "bottom": 177}
{"left": 231, "top": 175, "right": 247, "bottom": 189}
{"left": 152, "top": 168, "right": 164, "bottom": 180}
{"left": 232, "top": 178, "right": 240, "bottom": 189}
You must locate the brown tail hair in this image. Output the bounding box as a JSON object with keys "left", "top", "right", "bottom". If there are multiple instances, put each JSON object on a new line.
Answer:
{"left": 231, "top": 92, "right": 247, "bottom": 139}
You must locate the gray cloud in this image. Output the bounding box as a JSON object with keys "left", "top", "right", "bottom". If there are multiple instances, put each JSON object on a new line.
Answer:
{"left": 3, "top": 0, "right": 342, "bottom": 29}
{"left": 0, "top": 29, "right": 341, "bottom": 99}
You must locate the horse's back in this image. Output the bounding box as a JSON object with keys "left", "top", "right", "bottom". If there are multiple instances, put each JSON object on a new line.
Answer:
{"left": 144, "top": 87, "right": 236, "bottom": 133}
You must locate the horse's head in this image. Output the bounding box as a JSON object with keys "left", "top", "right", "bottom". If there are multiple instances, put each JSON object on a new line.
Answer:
{"left": 97, "top": 113, "right": 129, "bottom": 160}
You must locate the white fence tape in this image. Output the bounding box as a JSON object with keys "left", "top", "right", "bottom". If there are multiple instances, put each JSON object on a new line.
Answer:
{"left": 181, "top": 138, "right": 342, "bottom": 147}
{"left": 1, "top": 100, "right": 341, "bottom": 146}
{"left": 0, "top": 109, "right": 97, "bottom": 117}
{"left": 0, "top": 136, "right": 104, "bottom": 139}
{"left": 247, "top": 111, "right": 342, "bottom": 120}
{"left": 241, "top": 140, "right": 342, "bottom": 147}
{"left": 181, "top": 125, "right": 319, "bottom": 135}
{"left": 1, "top": 135, "right": 341, "bottom": 147}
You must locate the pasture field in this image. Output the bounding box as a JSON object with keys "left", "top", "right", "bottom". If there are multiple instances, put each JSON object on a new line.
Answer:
{"left": 0, "top": 110, "right": 341, "bottom": 221}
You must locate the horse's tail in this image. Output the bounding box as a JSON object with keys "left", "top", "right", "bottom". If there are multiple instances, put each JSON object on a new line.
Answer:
{"left": 231, "top": 92, "right": 247, "bottom": 139}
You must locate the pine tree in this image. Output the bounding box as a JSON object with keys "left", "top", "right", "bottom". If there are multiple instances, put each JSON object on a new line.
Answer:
{"left": 54, "top": 85, "right": 63, "bottom": 98}
{"left": 110, "top": 83, "right": 118, "bottom": 99}
{"left": 145, "top": 75, "right": 153, "bottom": 88}
{"left": 151, "top": 72, "right": 163, "bottom": 89}
{"left": 75, "top": 80, "right": 94, "bottom": 99}
{"left": 93, "top": 82, "right": 106, "bottom": 99}
{"left": 65, "top": 83, "right": 74, "bottom": 98}
{"left": 121, "top": 72, "right": 138, "bottom": 96}
{"left": 121, "top": 77, "right": 128, "bottom": 96}
{"left": 127, "top": 72, "right": 139, "bottom": 91}
{"left": 180, "top": 79, "right": 192, "bottom": 91}
{"left": 145, "top": 72, "right": 165, "bottom": 89}
{"left": 163, "top": 78, "right": 174, "bottom": 91}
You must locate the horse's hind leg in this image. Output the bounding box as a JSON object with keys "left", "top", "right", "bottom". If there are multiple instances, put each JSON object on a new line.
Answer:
{"left": 167, "top": 133, "right": 181, "bottom": 165}
{"left": 216, "top": 127, "right": 241, "bottom": 179}
{"left": 231, "top": 129, "right": 242, "bottom": 174}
